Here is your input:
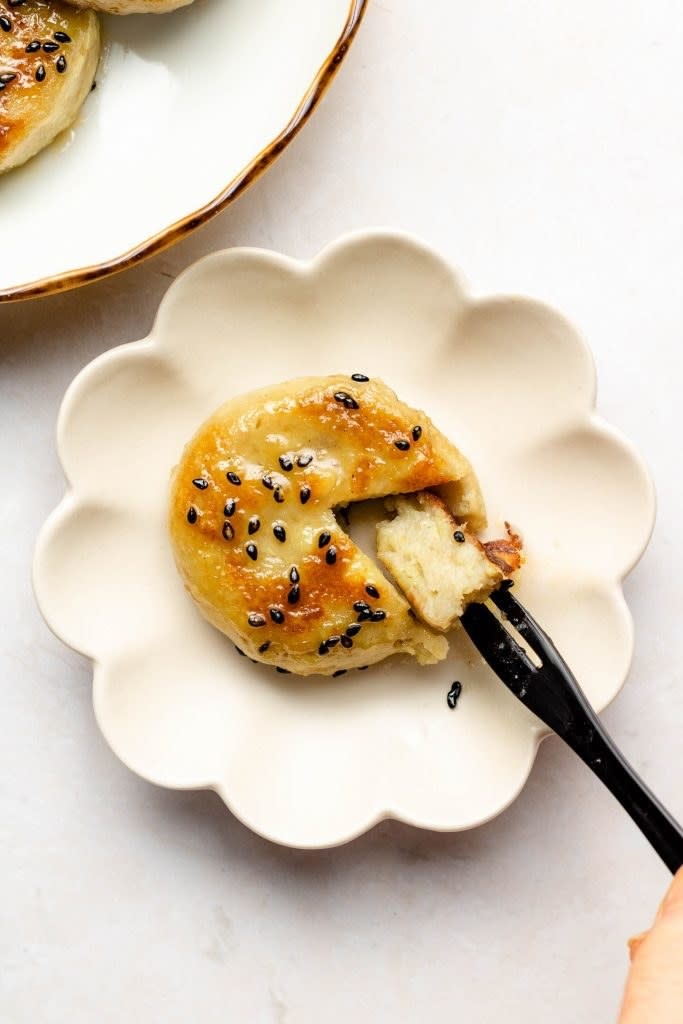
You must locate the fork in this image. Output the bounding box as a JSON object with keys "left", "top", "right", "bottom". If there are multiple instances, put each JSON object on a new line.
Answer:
{"left": 460, "top": 583, "right": 683, "bottom": 873}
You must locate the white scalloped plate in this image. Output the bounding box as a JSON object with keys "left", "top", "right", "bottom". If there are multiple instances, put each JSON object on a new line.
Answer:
{"left": 33, "top": 231, "right": 655, "bottom": 849}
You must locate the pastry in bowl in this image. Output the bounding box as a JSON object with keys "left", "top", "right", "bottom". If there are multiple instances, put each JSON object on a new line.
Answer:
{"left": 0, "top": 0, "right": 99, "bottom": 175}
{"left": 67, "top": 0, "right": 193, "bottom": 13}
{"left": 169, "top": 375, "right": 521, "bottom": 676}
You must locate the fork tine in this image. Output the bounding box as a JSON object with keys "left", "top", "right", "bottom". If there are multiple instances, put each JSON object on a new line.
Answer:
{"left": 460, "top": 601, "right": 537, "bottom": 697}
{"left": 490, "top": 584, "right": 577, "bottom": 681}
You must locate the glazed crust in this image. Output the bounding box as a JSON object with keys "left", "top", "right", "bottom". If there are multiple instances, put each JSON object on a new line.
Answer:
{"left": 0, "top": 0, "right": 100, "bottom": 173}
{"left": 169, "top": 375, "right": 487, "bottom": 676}
{"left": 67, "top": 0, "right": 192, "bottom": 13}
{"left": 0, "top": 0, "right": 99, "bottom": 175}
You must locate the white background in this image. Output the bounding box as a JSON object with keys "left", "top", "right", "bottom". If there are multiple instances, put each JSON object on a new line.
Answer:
{"left": 2, "top": 2, "right": 682, "bottom": 1021}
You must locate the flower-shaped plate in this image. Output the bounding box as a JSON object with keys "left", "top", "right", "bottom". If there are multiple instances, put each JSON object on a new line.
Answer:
{"left": 33, "top": 231, "right": 655, "bottom": 848}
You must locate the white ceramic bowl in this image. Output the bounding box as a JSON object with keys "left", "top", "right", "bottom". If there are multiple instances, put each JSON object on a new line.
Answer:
{"left": 0, "top": 0, "right": 366, "bottom": 302}
{"left": 33, "top": 231, "right": 655, "bottom": 848}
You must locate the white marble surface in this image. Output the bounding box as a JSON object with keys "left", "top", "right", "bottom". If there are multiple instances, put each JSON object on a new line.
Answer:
{"left": 2, "top": 2, "right": 682, "bottom": 1020}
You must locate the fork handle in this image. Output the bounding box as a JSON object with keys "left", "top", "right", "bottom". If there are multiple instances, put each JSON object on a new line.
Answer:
{"left": 561, "top": 712, "right": 683, "bottom": 875}
{"left": 506, "top": 600, "right": 683, "bottom": 873}
{"left": 521, "top": 657, "right": 683, "bottom": 873}
{"left": 463, "top": 595, "right": 683, "bottom": 872}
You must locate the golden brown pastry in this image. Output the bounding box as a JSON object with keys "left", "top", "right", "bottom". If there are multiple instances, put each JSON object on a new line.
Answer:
{"left": 0, "top": 0, "right": 99, "bottom": 175}
{"left": 67, "top": 0, "right": 192, "bottom": 13}
{"left": 169, "top": 375, "right": 506, "bottom": 676}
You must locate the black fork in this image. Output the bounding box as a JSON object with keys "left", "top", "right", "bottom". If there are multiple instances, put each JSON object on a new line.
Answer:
{"left": 461, "top": 583, "right": 683, "bottom": 874}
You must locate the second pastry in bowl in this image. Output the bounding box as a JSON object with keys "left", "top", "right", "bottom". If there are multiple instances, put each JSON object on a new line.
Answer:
{"left": 0, "top": 0, "right": 99, "bottom": 174}
{"left": 67, "top": 0, "right": 192, "bottom": 13}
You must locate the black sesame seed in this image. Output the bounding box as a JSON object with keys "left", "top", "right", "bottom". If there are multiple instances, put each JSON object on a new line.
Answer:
{"left": 274, "top": 488, "right": 285, "bottom": 503}
{"left": 43, "top": 41, "right": 59, "bottom": 52}
{"left": 289, "top": 566, "right": 299, "bottom": 584}
{"left": 0, "top": 84, "right": 5, "bottom": 91}
{"left": 353, "top": 601, "right": 370, "bottom": 614}
{"left": 412, "top": 425, "right": 423, "bottom": 442}
{"left": 340, "top": 635, "right": 353, "bottom": 649}
{"left": 332, "top": 670, "right": 347, "bottom": 677}
{"left": 276, "top": 667, "right": 291, "bottom": 674}
{"left": 262, "top": 474, "right": 274, "bottom": 490}
{"left": 53, "top": 31, "right": 71, "bottom": 42}
{"left": 358, "top": 665, "right": 369, "bottom": 671}
{"left": 35, "top": 64, "right": 46, "bottom": 82}
{"left": 0, "top": 17, "right": 12, "bottom": 31}
{"left": 447, "top": 680, "right": 462, "bottom": 709}
{"left": 345, "top": 623, "right": 362, "bottom": 638}
{"left": 357, "top": 609, "right": 372, "bottom": 622}
{"left": 453, "top": 531, "right": 465, "bottom": 543}
{"left": 224, "top": 498, "right": 236, "bottom": 517}
{"left": 258, "top": 641, "right": 271, "bottom": 654}
{"left": 187, "top": 507, "right": 197, "bottom": 524}
{"left": 246, "top": 543, "right": 258, "bottom": 561}
{"left": 370, "top": 609, "right": 387, "bottom": 622}
{"left": 351, "top": 373, "right": 370, "bottom": 382}
{"left": 394, "top": 439, "right": 411, "bottom": 451}
{"left": 333, "top": 391, "right": 359, "bottom": 410}
{"left": 318, "top": 642, "right": 330, "bottom": 656}
{"left": 248, "top": 613, "right": 266, "bottom": 628}
{"left": 299, "top": 485, "right": 311, "bottom": 505}
{"left": 287, "top": 585, "right": 300, "bottom": 605}
{"left": 192, "top": 477, "right": 209, "bottom": 490}
{"left": 297, "top": 453, "right": 313, "bottom": 468}
{"left": 234, "top": 645, "right": 246, "bottom": 657}
{"left": 222, "top": 521, "right": 234, "bottom": 541}
{"left": 270, "top": 608, "right": 285, "bottom": 625}
{"left": 56, "top": 55, "right": 67, "bottom": 73}
{"left": 325, "top": 547, "right": 337, "bottom": 565}
{"left": 8, "top": 0, "right": 26, "bottom": 5}
{"left": 326, "top": 636, "right": 341, "bottom": 648}
{"left": 365, "top": 584, "right": 380, "bottom": 599}
{"left": 0, "top": 73, "right": 16, "bottom": 83}
{"left": 226, "top": 472, "right": 241, "bottom": 486}
{"left": 318, "top": 531, "right": 331, "bottom": 549}
{"left": 26, "top": 40, "right": 41, "bottom": 51}
{"left": 248, "top": 516, "right": 260, "bottom": 535}
{"left": 273, "top": 524, "right": 286, "bottom": 543}
{"left": 278, "top": 454, "right": 293, "bottom": 472}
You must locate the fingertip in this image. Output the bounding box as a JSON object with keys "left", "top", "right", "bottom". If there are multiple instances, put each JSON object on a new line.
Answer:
{"left": 656, "top": 866, "right": 683, "bottom": 923}
{"left": 628, "top": 931, "right": 648, "bottom": 960}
